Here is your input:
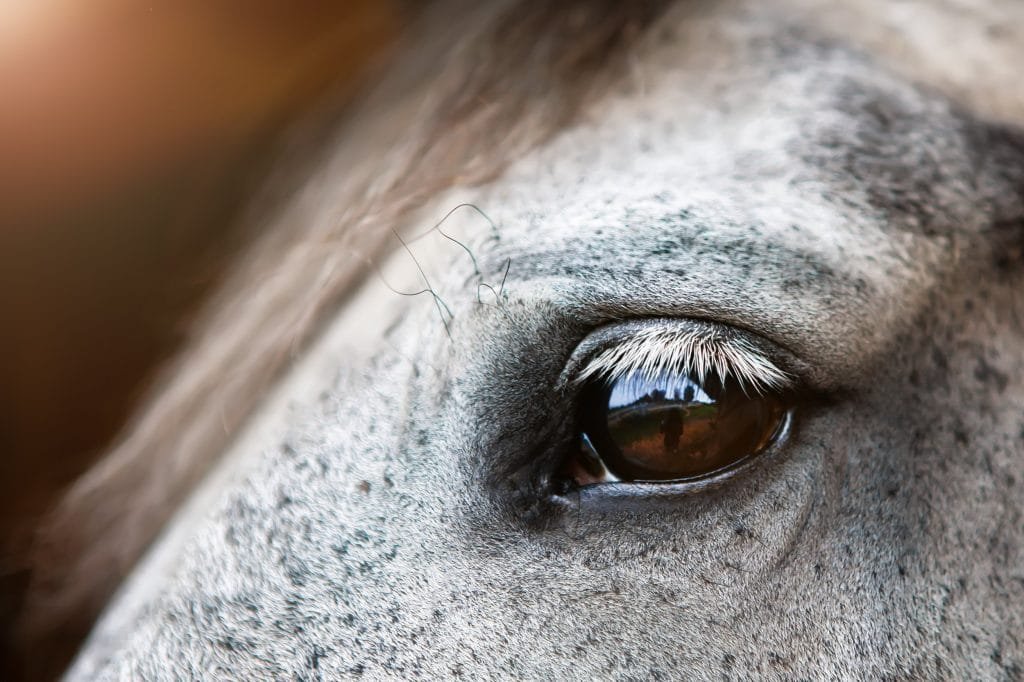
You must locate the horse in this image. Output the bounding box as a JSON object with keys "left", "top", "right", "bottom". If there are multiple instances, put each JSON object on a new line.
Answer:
{"left": 18, "top": 0, "right": 1024, "bottom": 677}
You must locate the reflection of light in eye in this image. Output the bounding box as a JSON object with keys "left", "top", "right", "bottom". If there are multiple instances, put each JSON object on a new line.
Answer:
{"left": 608, "top": 372, "right": 713, "bottom": 409}
{"left": 570, "top": 367, "right": 790, "bottom": 485}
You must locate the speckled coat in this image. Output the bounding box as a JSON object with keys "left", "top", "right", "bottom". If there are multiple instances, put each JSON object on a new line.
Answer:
{"left": 39, "top": 0, "right": 1024, "bottom": 678}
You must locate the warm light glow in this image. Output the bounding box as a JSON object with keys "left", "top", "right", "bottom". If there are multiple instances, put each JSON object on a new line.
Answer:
{"left": 0, "top": 0, "right": 398, "bottom": 225}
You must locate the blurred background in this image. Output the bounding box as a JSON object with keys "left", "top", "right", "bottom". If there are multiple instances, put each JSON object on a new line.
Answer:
{"left": 1, "top": 1, "right": 403, "bottom": 676}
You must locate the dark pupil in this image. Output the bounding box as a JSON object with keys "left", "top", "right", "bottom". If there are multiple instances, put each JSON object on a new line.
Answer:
{"left": 578, "top": 371, "right": 785, "bottom": 482}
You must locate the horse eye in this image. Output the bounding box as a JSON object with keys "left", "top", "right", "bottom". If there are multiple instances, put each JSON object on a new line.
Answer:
{"left": 563, "top": 370, "right": 789, "bottom": 485}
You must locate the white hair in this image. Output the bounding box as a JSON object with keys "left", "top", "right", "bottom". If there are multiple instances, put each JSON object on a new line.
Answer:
{"left": 574, "top": 324, "right": 791, "bottom": 395}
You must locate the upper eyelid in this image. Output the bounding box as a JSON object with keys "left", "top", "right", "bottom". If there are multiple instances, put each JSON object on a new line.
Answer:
{"left": 557, "top": 317, "right": 799, "bottom": 395}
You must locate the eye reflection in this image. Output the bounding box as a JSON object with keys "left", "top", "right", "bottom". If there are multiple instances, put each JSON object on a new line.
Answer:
{"left": 565, "top": 370, "right": 788, "bottom": 485}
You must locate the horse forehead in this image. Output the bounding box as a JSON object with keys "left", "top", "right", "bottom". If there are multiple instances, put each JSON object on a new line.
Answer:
{"left": 484, "top": 29, "right": 979, "bottom": 258}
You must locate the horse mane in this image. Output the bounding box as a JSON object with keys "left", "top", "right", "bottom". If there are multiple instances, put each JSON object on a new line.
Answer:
{"left": 18, "top": 0, "right": 674, "bottom": 659}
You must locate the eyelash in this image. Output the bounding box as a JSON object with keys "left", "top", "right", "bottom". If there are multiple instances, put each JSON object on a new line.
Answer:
{"left": 571, "top": 324, "right": 793, "bottom": 395}
{"left": 558, "top": 317, "right": 798, "bottom": 396}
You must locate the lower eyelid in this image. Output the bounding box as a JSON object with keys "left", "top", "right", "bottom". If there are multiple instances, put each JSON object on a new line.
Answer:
{"left": 562, "top": 413, "right": 792, "bottom": 505}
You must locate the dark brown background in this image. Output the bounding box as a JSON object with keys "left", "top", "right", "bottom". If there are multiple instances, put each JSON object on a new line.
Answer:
{"left": 1, "top": 2, "right": 402, "bottom": 676}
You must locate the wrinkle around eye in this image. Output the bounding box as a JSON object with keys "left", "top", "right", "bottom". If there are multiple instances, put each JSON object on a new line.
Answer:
{"left": 500, "top": 272, "right": 875, "bottom": 394}
{"left": 482, "top": 195, "right": 944, "bottom": 393}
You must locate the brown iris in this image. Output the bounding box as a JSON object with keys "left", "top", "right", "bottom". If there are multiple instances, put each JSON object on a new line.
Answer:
{"left": 567, "top": 370, "right": 788, "bottom": 485}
